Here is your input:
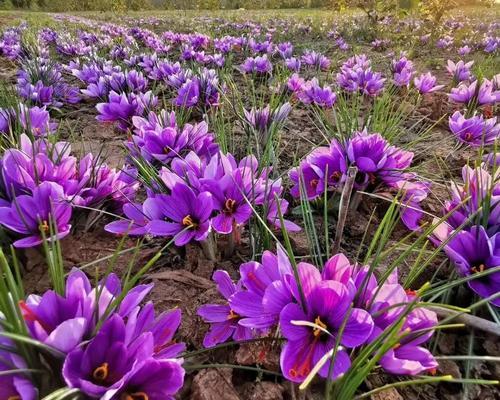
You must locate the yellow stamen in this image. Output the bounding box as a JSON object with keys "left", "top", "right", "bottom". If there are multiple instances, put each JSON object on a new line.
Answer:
{"left": 92, "top": 362, "right": 109, "bottom": 382}
{"left": 40, "top": 220, "right": 49, "bottom": 233}
{"left": 224, "top": 199, "right": 236, "bottom": 214}
{"left": 330, "top": 171, "right": 342, "bottom": 182}
{"left": 471, "top": 264, "right": 485, "bottom": 274}
{"left": 227, "top": 310, "right": 239, "bottom": 320}
{"left": 8, "top": 396, "right": 21, "bottom": 400}
{"left": 121, "top": 392, "right": 149, "bottom": 400}
{"left": 313, "top": 316, "right": 327, "bottom": 337}
{"left": 182, "top": 215, "right": 197, "bottom": 229}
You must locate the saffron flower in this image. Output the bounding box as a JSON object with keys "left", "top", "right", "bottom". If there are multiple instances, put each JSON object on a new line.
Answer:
{"left": 449, "top": 111, "right": 500, "bottom": 146}
{"left": 147, "top": 183, "right": 213, "bottom": 246}
{"left": 318, "top": 254, "right": 438, "bottom": 376}
{"left": 279, "top": 262, "right": 374, "bottom": 382}
{"left": 110, "top": 358, "right": 185, "bottom": 400}
{"left": 433, "top": 164, "right": 499, "bottom": 305}
{"left": 391, "top": 55, "right": 414, "bottom": 87}
{"left": 243, "top": 102, "right": 291, "bottom": 144}
{"left": 444, "top": 226, "right": 500, "bottom": 306}
{"left": 298, "top": 78, "right": 337, "bottom": 108}
{"left": 20, "top": 268, "right": 153, "bottom": 353}
{"left": 104, "top": 202, "right": 152, "bottom": 236}
{"left": 197, "top": 270, "right": 254, "bottom": 347}
{"left": 301, "top": 50, "right": 330, "bottom": 70}
{"left": 0, "top": 182, "right": 71, "bottom": 248}
{"left": 240, "top": 55, "right": 272, "bottom": 75}
{"left": 449, "top": 79, "right": 499, "bottom": 106}
{"left": 63, "top": 314, "right": 184, "bottom": 398}
{"left": 446, "top": 60, "right": 474, "bottom": 83}
{"left": 413, "top": 72, "right": 444, "bottom": 94}
{"left": 0, "top": 334, "right": 37, "bottom": 400}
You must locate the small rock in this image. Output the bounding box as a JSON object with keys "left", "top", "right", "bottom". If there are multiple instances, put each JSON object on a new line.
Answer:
{"left": 289, "top": 230, "right": 309, "bottom": 255}
{"left": 240, "top": 382, "right": 285, "bottom": 400}
{"left": 191, "top": 368, "right": 239, "bottom": 400}
{"left": 235, "top": 342, "right": 280, "bottom": 371}
{"left": 370, "top": 387, "right": 403, "bottom": 400}
{"left": 438, "top": 359, "right": 462, "bottom": 379}
{"left": 483, "top": 335, "right": 500, "bottom": 356}
{"left": 437, "top": 333, "right": 456, "bottom": 355}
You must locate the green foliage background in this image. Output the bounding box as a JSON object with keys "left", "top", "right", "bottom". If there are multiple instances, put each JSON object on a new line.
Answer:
{"left": 0, "top": 0, "right": 495, "bottom": 13}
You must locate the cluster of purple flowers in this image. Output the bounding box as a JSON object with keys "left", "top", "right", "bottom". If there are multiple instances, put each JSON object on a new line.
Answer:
{"left": 287, "top": 74, "right": 337, "bottom": 108}
{"left": 104, "top": 108, "right": 297, "bottom": 245}
{"left": 96, "top": 90, "right": 158, "bottom": 131}
{"left": 106, "top": 146, "right": 299, "bottom": 245}
{"left": 448, "top": 111, "right": 500, "bottom": 147}
{"left": 0, "top": 24, "right": 25, "bottom": 60}
{"left": 198, "top": 248, "right": 438, "bottom": 381}
{"left": 391, "top": 54, "right": 414, "bottom": 88}
{"left": 433, "top": 162, "right": 499, "bottom": 305}
{"left": 449, "top": 78, "right": 500, "bottom": 108}
{"left": 174, "top": 68, "right": 222, "bottom": 109}
{"left": 243, "top": 102, "right": 292, "bottom": 145}
{"left": 289, "top": 130, "right": 429, "bottom": 230}
{"left": 7, "top": 269, "right": 185, "bottom": 398}
{"left": 127, "top": 110, "right": 219, "bottom": 164}
{"left": 17, "top": 58, "right": 80, "bottom": 108}
{"left": 0, "top": 104, "right": 57, "bottom": 137}
{"left": 240, "top": 55, "right": 273, "bottom": 75}
{"left": 336, "top": 55, "right": 385, "bottom": 97}
{"left": 0, "top": 134, "right": 138, "bottom": 247}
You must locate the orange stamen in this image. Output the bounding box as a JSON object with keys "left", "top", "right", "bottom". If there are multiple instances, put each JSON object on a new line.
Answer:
{"left": 92, "top": 362, "right": 109, "bottom": 383}
{"left": 182, "top": 215, "right": 197, "bottom": 229}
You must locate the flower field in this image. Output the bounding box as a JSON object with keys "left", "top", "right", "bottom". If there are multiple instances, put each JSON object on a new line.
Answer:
{"left": 0, "top": 4, "right": 498, "bottom": 400}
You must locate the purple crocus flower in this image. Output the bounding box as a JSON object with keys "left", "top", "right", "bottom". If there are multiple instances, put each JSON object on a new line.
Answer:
{"left": 0, "top": 334, "right": 38, "bottom": 400}
{"left": 240, "top": 55, "right": 272, "bottom": 75}
{"left": 289, "top": 141, "right": 347, "bottom": 199}
{"left": 63, "top": 314, "right": 184, "bottom": 398}
{"left": 299, "top": 78, "right": 336, "bottom": 108}
{"left": 449, "top": 80, "right": 478, "bottom": 104}
{"left": 104, "top": 202, "right": 152, "bottom": 236}
{"left": 446, "top": 60, "right": 474, "bottom": 83}
{"left": 435, "top": 164, "right": 499, "bottom": 238}
{"left": 175, "top": 78, "right": 200, "bottom": 108}
{"left": 414, "top": 72, "right": 444, "bottom": 94}
{"left": 285, "top": 57, "right": 301, "bottom": 72}
{"left": 276, "top": 42, "right": 293, "bottom": 59}
{"left": 197, "top": 270, "right": 254, "bottom": 347}
{"left": 449, "top": 111, "right": 500, "bottom": 146}
{"left": 243, "top": 102, "right": 291, "bottom": 143}
{"left": 444, "top": 226, "right": 500, "bottom": 306}
{"left": 376, "top": 306, "right": 439, "bottom": 375}
{"left": 0, "top": 182, "right": 71, "bottom": 248}
{"left": 301, "top": 50, "right": 330, "bottom": 71}
{"left": 20, "top": 269, "right": 153, "bottom": 353}
{"left": 202, "top": 169, "right": 253, "bottom": 235}
{"left": 449, "top": 79, "right": 499, "bottom": 106}
{"left": 324, "top": 255, "right": 438, "bottom": 376}
{"left": 229, "top": 246, "right": 293, "bottom": 330}
{"left": 287, "top": 73, "right": 305, "bottom": 94}
{"left": 19, "top": 105, "right": 57, "bottom": 136}
{"left": 347, "top": 131, "right": 388, "bottom": 187}
{"left": 458, "top": 45, "right": 471, "bottom": 56}
{"left": 147, "top": 183, "right": 213, "bottom": 246}
{"left": 279, "top": 263, "right": 374, "bottom": 382}
{"left": 111, "top": 358, "right": 185, "bottom": 400}
{"left": 96, "top": 91, "right": 139, "bottom": 131}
